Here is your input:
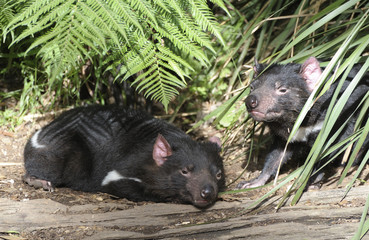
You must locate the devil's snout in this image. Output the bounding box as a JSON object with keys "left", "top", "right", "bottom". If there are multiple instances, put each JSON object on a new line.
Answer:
{"left": 200, "top": 185, "right": 215, "bottom": 200}
{"left": 245, "top": 95, "right": 258, "bottom": 110}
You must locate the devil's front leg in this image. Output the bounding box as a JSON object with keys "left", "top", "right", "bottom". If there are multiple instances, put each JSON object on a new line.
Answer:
{"left": 236, "top": 141, "right": 292, "bottom": 189}
{"left": 22, "top": 173, "right": 55, "bottom": 192}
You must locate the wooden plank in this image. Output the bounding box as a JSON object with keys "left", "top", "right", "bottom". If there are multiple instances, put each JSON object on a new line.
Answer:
{"left": 83, "top": 204, "right": 363, "bottom": 239}
{"left": 1, "top": 185, "right": 369, "bottom": 239}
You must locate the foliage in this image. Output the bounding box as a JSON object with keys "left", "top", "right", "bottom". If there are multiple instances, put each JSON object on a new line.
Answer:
{"left": 204, "top": 0, "right": 369, "bottom": 238}
{"left": 0, "top": 0, "right": 16, "bottom": 32}
{"left": 2, "top": 0, "right": 227, "bottom": 112}
{"left": 2, "top": 0, "right": 369, "bottom": 237}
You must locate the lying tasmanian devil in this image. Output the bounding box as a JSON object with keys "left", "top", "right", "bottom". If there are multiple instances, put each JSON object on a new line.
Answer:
{"left": 23, "top": 105, "right": 225, "bottom": 208}
{"left": 237, "top": 57, "right": 369, "bottom": 189}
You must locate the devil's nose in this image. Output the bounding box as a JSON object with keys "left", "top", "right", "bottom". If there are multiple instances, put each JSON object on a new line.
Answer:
{"left": 201, "top": 185, "right": 215, "bottom": 200}
{"left": 245, "top": 95, "right": 258, "bottom": 110}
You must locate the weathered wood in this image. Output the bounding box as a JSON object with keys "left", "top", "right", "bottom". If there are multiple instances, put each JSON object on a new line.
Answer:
{"left": 82, "top": 203, "right": 363, "bottom": 239}
{"left": 0, "top": 198, "right": 240, "bottom": 231}
{"left": 1, "top": 185, "right": 369, "bottom": 239}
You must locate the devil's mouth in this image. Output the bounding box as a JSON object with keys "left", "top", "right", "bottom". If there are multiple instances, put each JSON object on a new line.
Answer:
{"left": 193, "top": 199, "right": 212, "bottom": 208}
{"left": 249, "top": 110, "right": 283, "bottom": 122}
{"left": 249, "top": 110, "right": 266, "bottom": 119}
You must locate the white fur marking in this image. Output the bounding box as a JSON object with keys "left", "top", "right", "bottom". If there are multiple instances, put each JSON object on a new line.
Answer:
{"left": 101, "top": 170, "right": 142, "bottom": 186}
{"left": 290, "top": 121, "right": 324, "bottom": 142}
{"left": 31, "top": 129, "right": 46, "bottom": 149}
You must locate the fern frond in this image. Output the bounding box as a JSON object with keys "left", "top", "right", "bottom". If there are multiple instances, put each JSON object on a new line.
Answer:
{"left": 106, "top": 0, "right": 145, "bottom": 34}
{"left": 134, "top": 69, "right": 159, "bottom": 90}
{"left": 209, "top": 0, "right": 230, "bottom": 16}
{"left": 155, "top": 50, "right": 189, "bottom": 82}
{"left": 155, "top": 44, "right": 194, "bottom": 71}
{"left": 78, "top": 1, "right": 124, "bottom": 47}
{"left": 25, "top": 23, "right": 68, "bottom": 54}
{"left": 178, "top": 13, "right": 215, "bottom": 53}
{"left": 188, "top": 0, "right": 225, "bottom": 46}
{"left": 0, "top": 0, "right": 16, "bottom": 31}
{"left": 6, "top": 0, "right": 65, "bottom": 33}
{"left": 73, "top": 10, "right": 108, "bottom": 51}
{"left": 151, "top": 0, "right": 171, "bottom": 14}
{"left": 166, "top": 0, "right": 187, "bottom": 17}
{"left": 5, "top": 0, "right": 225, "bottom": 109}
{"left": 117, "top": 40, "right": 156, "bottom": 80}
{"left": 130, "top": 45, "right": 188, "bottom": 111}
{"left": 127, "top": 0, "right": 158, "bottom": 27}
{"left": 155, "top": 19, "right": 209, "bottom": 65}
{"left": 87, "top": 0, "right": 129, "bottom": 46}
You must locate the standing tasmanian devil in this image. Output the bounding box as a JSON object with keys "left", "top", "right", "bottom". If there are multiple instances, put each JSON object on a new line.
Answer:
{"left": 23, "top": 105, "right": 225, "bottom": 208}
{"left": 237, "top": 57, "right": 369, "bottom": 189}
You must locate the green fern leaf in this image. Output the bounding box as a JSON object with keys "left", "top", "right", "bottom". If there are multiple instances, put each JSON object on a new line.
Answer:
{"left": 106, "top": 0, "right": 145, "bottom": 34}
{"left": 73, "top": 10, "right": 108, "bottom": 51}
{"left": 178, "top": 13, "right": 215, "bottom": 53}
{"left": 209, "top": 0, "right": 230, "bottom": 16}
{"left": 87, "top": 0, "right": 129, "bottom": 46}
{"left": 155, "top": 20, "right": 209, "bottom": 65}
{"left": 0, "top": 0, "right": 16, "bottom": 30}
{"left": 6, "top": 0, "right": 65, "bottom": 33}
{"left": 4, "top": 0, "right": 225, "bottom": 110}
{"left": 78, "top": 1, "right": 124, "bottom": 47}
{"left": 155, "top": 44, "right": 194, "bottom": 71}
{"left": 188, "top": 0, "right": 225, "bottom": 46}
{"left": 127, "top": 0, "right": 158, "bottom": 27}
{"left": 152, "top": 0, "right": 171, "bottom": 14}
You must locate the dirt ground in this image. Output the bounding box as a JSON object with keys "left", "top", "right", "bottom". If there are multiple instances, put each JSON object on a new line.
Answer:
{"left": 1, "top": 112, "right": 369, "bottom": 240}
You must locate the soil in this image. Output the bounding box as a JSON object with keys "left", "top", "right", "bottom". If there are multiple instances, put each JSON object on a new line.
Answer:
{"left": 1, "top": 112, "right": 369, "bottom": 240}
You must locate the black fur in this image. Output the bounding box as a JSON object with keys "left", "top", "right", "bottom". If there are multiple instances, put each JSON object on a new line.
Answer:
{"left": 24, "top": 105, "right": 225, "bottom": 208}
{"left": 237, "top": 57, "right": 369, "bottom": 189}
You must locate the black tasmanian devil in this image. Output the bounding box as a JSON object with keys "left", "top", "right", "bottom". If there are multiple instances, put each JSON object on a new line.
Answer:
{"left": 237, "top": 57, "right": 369, "bottom": 189}
{"left": 23, "top": 105, "right": 225, "bottom": 208}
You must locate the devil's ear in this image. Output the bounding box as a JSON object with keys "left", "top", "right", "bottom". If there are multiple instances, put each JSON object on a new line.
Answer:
{"left": 208, "top": 136, "right": 222, "bottom": 151}
{"left": 300, "top": 57, "right": 322, "bottom": 92}
{"left": 152, "top": 134, "right": 172, "bottom": 166}
{"left": 208, "top": 136, "right": 221, "bottom": 147}
{"left": 253, "top": 59, "right": 265, "bottom": 77}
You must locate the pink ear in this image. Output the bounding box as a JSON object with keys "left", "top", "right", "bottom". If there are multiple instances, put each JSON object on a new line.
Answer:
{"left": 152, "top": 134, "right": 172, "bottom": 166}
{"left": 253, "top": 59, "right": 264, "bottom": 77}
{"left": 208, "top": 136, "right": 222, "bottom": 148}
{"left": 300, "top": 57, "right": 322, "bottom": 92}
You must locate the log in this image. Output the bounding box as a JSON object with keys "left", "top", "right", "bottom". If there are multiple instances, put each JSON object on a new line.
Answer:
{"left": 1, "top": 185, "right": 368, "bottom": 239}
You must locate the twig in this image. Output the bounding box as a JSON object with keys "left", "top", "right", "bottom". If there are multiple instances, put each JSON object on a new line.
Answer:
{"left": 0, "top": 163, "right": 23, "bottom": 166}
{"left": 0, "top": 131, "right": 14, "bottom": 137}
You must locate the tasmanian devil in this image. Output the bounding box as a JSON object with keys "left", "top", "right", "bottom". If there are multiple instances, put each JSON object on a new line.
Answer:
{"left": 237, "top": 57, "right": 369, "bottom": 189}
{"left": 23, "top": 105, "right": 225, "bottom": 208}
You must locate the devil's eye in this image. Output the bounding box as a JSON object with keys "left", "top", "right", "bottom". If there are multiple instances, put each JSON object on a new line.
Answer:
{"left": 276, "top": 85, "right": 288, "bottom": 94}
{"left": 278, "top": 88, "right": 288, "bottom": 93}
{"left": 275, "top": 82, "right": 288, "bottom": 94}
{"left": 180, "top": 164, "right": 194, "bottom": 176}
{"left": 216, "top": 170, "right": 222, "bottom": 180}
